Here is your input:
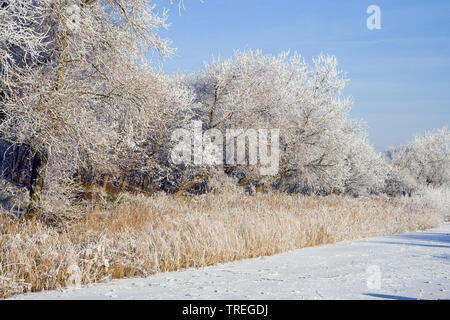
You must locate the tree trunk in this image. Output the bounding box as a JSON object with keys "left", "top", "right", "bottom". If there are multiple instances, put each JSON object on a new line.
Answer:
{"left": 254, "top": 173, "right": 281, "bottom": 194}
{"left": 121, "top": 174, "right": 128, "bottom": 192}
{"left": 103, "top": 174, "right": 109, "bottom": 189}
{"left": 26, "top": 151, "right": 47, "bottom": 218}
{"left": 174, "top": 170, "right": 209, "bottom": 197}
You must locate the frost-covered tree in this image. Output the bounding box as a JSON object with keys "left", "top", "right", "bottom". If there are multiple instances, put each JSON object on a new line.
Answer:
{"left": 181, "top": 50, "right": 371, "bottom": 195}
{"left": 341, "top": 128, "right": 388, "bottom": 196}
{"left": 0, "top": 0, "right": 184, "bottom": 215}
{"left": 387, "top": 127, "right": 449, "bottom": 194}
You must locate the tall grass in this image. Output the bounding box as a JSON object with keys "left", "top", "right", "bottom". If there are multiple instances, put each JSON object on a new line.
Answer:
{"left": 0, "top": 193, "right": 442, "bottom": 299}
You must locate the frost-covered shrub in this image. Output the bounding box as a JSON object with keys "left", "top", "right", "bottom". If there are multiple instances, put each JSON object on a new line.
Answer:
{"left": 0, "top": 178, "right": 30, "bottom": 215}
{"left": 412, "top": 185, "right": 450, "bottom": 220}
{"left": 205, "top": 168, "right": 243, "bottom": 195}
{"left": 387, "top": 127, "right": 449, "bottom": 194}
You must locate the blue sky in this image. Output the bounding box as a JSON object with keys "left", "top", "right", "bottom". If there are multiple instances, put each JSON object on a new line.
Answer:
{"left": 158, "top": 0, "right": 450, "bottom": 151}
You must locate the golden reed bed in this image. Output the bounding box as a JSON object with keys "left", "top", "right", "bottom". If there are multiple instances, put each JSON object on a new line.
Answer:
{"left": 0, "top": 193, "right": 442, "bottom": 298}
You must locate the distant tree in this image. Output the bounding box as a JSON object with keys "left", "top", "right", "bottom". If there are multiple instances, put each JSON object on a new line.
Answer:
{"left": 387, "top": 127, "right": 449, "bottom": 194}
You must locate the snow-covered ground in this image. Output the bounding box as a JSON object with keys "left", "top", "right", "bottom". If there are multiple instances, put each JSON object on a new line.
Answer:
{"left": 11, "top": 224, "right": 450, "bottom": 300}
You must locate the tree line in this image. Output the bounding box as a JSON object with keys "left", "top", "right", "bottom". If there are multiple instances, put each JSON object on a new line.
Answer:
{"left": 0, "top": 1, "right": 448, "bottom": 217}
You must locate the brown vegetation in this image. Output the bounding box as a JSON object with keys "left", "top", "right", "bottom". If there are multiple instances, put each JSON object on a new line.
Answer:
{"left": 0, "top": 193, "right": 441, "bottom": 299}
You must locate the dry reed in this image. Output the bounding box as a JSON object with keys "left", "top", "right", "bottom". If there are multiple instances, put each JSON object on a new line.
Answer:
{"left": 0, "top": 193, "right": 442, "bottom": 299}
